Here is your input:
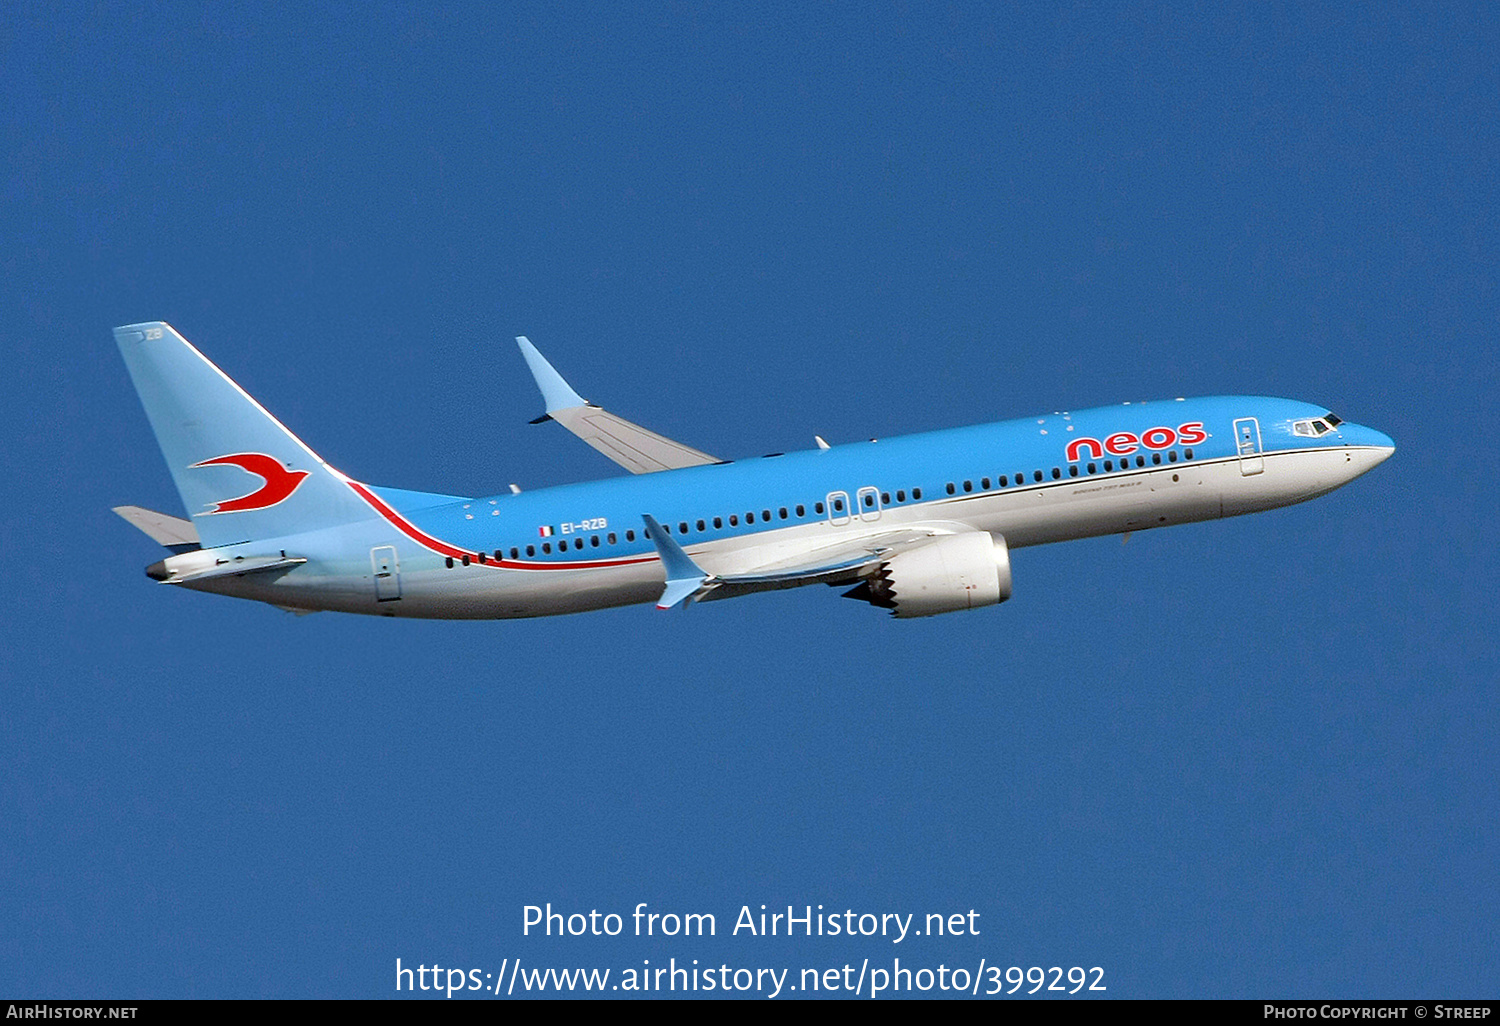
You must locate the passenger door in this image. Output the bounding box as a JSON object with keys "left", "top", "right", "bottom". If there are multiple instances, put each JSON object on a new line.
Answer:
{"left": 826, "top": 490, "right": 851, "bottom": 526}
{"left": 1234, "top": 418, "right": 1264, "bottom": 476}
{"left": 371, "top": 546, "right": 401, "bottom": 601}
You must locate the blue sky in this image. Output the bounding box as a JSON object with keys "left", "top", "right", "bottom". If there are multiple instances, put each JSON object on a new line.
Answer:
{"left": 3, "top": 2, "right": 1495, "bottom": 998}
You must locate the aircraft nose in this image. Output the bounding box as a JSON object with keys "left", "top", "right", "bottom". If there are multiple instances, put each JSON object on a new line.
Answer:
{"left": 1339, "top": 424, "right": 1395, "bottom": 477}
{"left": 1360, "top": 426, "right": 1396, "bottom": 461}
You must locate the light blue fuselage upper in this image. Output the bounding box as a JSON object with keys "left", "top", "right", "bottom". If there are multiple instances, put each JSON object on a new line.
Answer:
{"left": 192, "top": 395, "right": 1394, "bottom": 618}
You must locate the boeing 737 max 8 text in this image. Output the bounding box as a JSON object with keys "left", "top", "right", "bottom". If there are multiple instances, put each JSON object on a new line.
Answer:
{"left": 112, "top": 323, "right": 1394, "bottom": 619}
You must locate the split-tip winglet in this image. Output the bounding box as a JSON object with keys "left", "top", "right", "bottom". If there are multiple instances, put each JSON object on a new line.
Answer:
{"left": 641, "top": 513, "right": 710, "bottom": 610}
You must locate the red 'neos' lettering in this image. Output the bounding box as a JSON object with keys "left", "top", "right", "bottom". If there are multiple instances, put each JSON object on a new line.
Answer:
{"left": 1141, "top": 426, "right": 1176, "bottom": 449}
{"left": 1067, "top": 422, "right": 1208, "bottom": 462}
{"left": 1065, "top": 437, "right": 1104, "bottom": 462}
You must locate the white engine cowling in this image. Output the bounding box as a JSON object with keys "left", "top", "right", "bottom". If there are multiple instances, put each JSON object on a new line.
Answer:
{"left": 846, "top": 532, "right": 1013, "bottom": 618}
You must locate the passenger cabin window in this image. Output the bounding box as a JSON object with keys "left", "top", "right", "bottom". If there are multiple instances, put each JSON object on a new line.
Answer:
{"left": 625, "top": 530, "right": 635, "bottom": 542}
{"left": 912, "top": 488, "right": 922, "bottom": 500}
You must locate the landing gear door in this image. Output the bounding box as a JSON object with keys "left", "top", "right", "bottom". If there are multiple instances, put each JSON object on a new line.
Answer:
{"left": 371, "top": 546, "right": 401, "bottom": 601}
{"left": 1234, "top": 417, "right": 1264, "bottom": 476}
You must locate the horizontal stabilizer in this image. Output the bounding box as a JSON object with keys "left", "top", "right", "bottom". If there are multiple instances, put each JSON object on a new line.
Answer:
{"left": 113, "top": 505, "right": 201, "bottom": 551}
{"left": 517, "top": 336, "right": 722, "bottom": 474}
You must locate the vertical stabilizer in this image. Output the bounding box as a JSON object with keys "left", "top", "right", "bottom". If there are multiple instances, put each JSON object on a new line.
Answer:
{"left": 114, "top": 322, "right": 373, "bottom": 548}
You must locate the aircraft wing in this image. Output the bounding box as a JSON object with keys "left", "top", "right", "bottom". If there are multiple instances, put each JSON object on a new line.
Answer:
{"left": 517, "top": 336, "right": 723, "bottom": 474}
{"left": 642, "top": 516, "right": 985, "bottom": 608}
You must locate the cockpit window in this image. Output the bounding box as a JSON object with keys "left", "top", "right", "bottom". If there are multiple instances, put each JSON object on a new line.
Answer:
{"left": 1324, "top": 413, "right": 1342, "bottom": 427}
{"left": 1294, "top": 416, "right": 1338, "bottom": 437}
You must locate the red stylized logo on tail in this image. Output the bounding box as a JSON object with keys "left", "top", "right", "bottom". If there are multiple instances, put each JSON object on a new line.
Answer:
{"left": 191, "top": 453, "right": 310, "bottom": 514}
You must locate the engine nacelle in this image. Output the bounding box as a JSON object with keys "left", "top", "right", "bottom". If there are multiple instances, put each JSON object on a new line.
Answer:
{"left": 845, "top": 531, "right": 1013, "bottom": 618}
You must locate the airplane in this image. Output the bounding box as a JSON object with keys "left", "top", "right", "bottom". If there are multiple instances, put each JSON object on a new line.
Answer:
{"left": 111, "top": 322, "right": 1395, "bottom": 619}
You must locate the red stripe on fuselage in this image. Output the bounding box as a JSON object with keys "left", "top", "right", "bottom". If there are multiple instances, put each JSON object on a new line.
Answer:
{"left": 343, "top": 478, "right": 657, "bottom": 572}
